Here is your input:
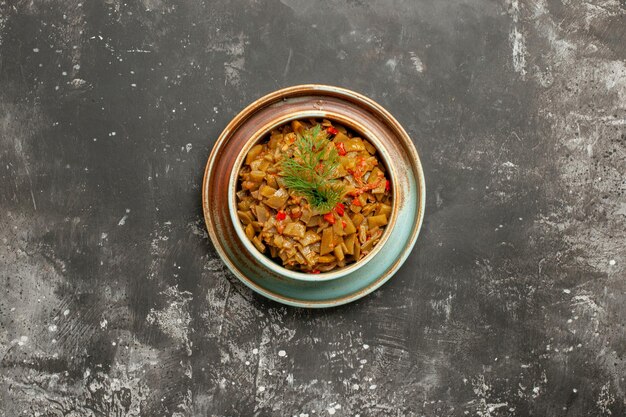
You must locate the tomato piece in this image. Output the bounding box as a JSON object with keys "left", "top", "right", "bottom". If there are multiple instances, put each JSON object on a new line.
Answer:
{"left": 341, "top": 220, "right": 347, "bottom": 229}
{"left": 326, "top": 126, "right": 338, "bottom": 135}
{"left": 276, "top": 210, "right": 286, "bottom": 221}
{"left": 311, "top": 269, "right": 321, "bottom": 274}
{"left": 336, "top": 142, "right": 347, "bottom": 156}
{"left": 334, "top": 202, "right": 345, "bottom": 216}
{"left": 323, "top": 212, "right": 335, "bottom": 224}
{"left": 385, "top": 180, "right": 391, "bottom": 192}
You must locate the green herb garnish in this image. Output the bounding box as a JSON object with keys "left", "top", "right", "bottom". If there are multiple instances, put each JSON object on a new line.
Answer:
{"left": 281, "top": 125, "right": 344, "bottom": 213}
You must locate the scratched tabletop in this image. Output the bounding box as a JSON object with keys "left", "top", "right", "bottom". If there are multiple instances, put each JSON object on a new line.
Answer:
{"left": 1, "top": 1, "right": 625, "bottom": 416}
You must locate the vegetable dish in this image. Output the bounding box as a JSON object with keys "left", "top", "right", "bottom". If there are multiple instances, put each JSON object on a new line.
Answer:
{"left": 236, "top": 119, "right": 392, "bottom": 273}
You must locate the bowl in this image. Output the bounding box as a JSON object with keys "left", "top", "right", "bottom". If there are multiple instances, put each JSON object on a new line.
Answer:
{"left": 228, "top": 115, "right": 397, "bottom": 282}
{"left": 202, "top": 85, "right": 425, "bottom": 307}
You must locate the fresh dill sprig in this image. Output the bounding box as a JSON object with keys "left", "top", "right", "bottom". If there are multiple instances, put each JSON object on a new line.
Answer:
{"left": 280, "top": 124, "right": 344, "bottom": 213}
{"left": 305, "top": 184, "right": 344, "bottom": 214}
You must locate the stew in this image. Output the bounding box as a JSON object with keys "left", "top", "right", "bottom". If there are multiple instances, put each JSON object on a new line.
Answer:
{"left": 236, "top": 119, "right": 392, "bottom": 273}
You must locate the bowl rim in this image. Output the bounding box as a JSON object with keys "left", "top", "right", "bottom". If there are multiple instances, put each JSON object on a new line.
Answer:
{"left": 202, "top": 84, "right": 426, "bottom": 307}
{"left": 228, "top": 111, "right": 399, "bottom": 282}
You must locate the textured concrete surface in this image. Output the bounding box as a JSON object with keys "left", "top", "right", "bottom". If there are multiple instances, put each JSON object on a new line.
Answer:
{"left": 1, "top": 0, "right": 625, "bottom": 416}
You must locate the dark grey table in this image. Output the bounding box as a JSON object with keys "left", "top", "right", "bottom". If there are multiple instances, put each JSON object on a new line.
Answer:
{"left": 1, "top": 1, "right": 625, "bottom": 416}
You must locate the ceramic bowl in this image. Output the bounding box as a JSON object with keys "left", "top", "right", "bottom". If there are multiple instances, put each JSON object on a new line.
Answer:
{"left": 202, "top": 85, "right": 425, "bottom": 307}
{"left": 228, "top": 115, "right": 397, "bottom": 282}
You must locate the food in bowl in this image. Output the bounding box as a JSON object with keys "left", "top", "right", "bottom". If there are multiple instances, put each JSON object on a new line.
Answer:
{"left": 236, "top": 119, "right": 392, "bottom": 273}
